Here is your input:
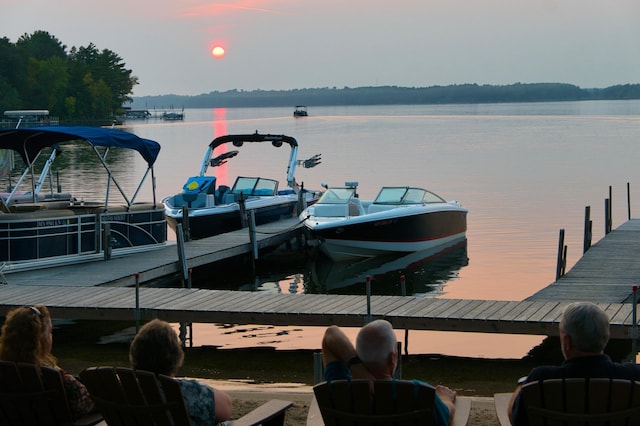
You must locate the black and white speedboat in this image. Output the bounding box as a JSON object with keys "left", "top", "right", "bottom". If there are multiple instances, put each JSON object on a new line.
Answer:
{"left": 301, "top": 182, "right": 467, "bottom": 261}
{"left": 163, "top": 132, "right": 322, "bottom": 240}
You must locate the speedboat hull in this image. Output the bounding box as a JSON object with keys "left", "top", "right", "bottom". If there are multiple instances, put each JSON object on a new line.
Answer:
{"left": 301, "top": 185, "right": 467, "bottom": 261}
{"left": 307, "top": 205, "right": 467, "bottom": 261}
{"left": 165, "top": 195, "right": 306, "bottom": 240}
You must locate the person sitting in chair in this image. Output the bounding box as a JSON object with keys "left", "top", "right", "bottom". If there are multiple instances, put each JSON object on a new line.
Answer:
{"left": 322, "top": 319, "right": 457, "bottom": 426}
{"left": 129, "top": 319, "right": 233, "bottom": 424}
{"left": 508, "top": 301, "right": 640, "bottom": 425}
{"left": 0, "top": 305, "right": 95, "bottom": 420}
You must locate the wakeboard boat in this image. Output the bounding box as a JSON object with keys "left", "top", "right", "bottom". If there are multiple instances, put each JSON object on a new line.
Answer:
{"left": 163, "top": 132, "right": 322, "bottom": 240}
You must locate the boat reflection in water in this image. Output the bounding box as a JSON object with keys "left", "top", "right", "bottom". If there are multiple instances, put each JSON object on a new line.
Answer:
{"left": 305, "top": 237, "right": 469, "bottom": 296}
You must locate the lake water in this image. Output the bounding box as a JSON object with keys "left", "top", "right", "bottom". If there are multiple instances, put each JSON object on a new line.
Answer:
{"left": 107, "top": 100, "right": 640, "bottom": 358}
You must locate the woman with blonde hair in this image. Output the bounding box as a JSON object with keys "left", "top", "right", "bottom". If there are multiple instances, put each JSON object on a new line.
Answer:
{"left": 0, "top": 305, "right": 95, "bottom": 419}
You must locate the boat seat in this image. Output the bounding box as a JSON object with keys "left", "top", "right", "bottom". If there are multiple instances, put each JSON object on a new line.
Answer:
{"left": 216, "top": 185, "right": 230, "bottom": 204}
{"left": 348, "top": 201, "right": 363, "bottom": 216}
{"left": 173, "top": 193, "right": 208, "bottom": 209}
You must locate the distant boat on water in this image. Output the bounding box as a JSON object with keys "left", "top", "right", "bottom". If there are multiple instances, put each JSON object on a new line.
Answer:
{"left": 293, "top": 105, "right": 308, "bottom": 117}
{"left": 162, "top": 108, "right": 185, "bottom": 120}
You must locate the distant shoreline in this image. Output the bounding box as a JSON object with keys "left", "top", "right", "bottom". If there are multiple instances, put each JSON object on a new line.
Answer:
{"left": 129, "top": 82, "right": 640, "bottom": 110}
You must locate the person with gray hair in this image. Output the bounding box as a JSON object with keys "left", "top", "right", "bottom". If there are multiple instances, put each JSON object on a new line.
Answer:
{"left": 508, "top": 302, "right": 640, "bottom": 425}
{"left": 321, "top": 320, "right": 457, "bottom": 426}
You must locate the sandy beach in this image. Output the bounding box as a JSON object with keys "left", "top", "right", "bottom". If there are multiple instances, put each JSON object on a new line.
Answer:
{"left": 201, "top": 378, "right": 502, "bottom": 425}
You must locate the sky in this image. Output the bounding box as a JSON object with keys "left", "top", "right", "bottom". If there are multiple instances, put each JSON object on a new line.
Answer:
{"left": 3, "top": 0, "right": 640, "bottom": 97}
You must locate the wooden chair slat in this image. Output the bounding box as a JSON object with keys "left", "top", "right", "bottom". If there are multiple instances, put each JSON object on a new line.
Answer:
{"left": 521, "top": 378, "right": 640, "bottom": 426}
{"left": 40, "top": 366, "right": 76, "bottom": 423}
{"left": 80, "top": 367, "right": 180, "bottom": 426}
{"left": 158, "top": 374, "right": 191, "bottom": 423}
{"left": 0, "top": 361, "right": 101, "bottom": 426}
{"left": 81, "top": 366, "right": 292, "bottom": 426}
{"left": 314, "top": 379, "right": 435, "bottom": 426}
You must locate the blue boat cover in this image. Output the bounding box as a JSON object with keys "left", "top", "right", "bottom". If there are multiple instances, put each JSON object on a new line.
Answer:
{"left": 0, "top": 126, "right": 161, "bottom": 166}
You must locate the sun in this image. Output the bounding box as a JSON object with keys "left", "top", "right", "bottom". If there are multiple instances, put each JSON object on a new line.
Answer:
{"left": 211, "top": 46, "right": 225, "bottom": 59}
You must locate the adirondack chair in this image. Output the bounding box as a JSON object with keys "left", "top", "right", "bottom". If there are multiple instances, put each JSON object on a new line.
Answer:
{"left": 0, "top": 361, "right": 104, "bottom": 426}
{"left": 494, "top": 377, "right": 640, "bottom": 426}
{"left": 311, "top": 379, "right": 471, "bottom": 426}
{"left": 80, "top": 366, "right": 292, "bottom": 426}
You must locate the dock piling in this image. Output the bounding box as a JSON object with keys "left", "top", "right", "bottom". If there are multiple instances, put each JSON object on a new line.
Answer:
{"left": 583, "top": 206, "right": 592, "bottom": 253}
{"left": 366, "top": 275, "right": 372, "bottom": 323}
{"left": 556, "top": 229, "right": 567, "bottom": 280}
{"left": 632, "top": 285, "right": 638, "bottom": 361}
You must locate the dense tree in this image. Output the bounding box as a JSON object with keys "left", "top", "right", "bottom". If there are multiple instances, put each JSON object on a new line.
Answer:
{"left": 0, "top": 31, "right": 137, "bottom": 120}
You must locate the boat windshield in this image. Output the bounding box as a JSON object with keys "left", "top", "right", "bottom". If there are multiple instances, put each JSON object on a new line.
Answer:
{"left": 374, "top": 187, "right": 446, "bottom": 204}
{"left": 317, "top": 187, "right": 357, "bottom": 204}
{"left": 232, "top": 176, "right": 278, "bottom": 196}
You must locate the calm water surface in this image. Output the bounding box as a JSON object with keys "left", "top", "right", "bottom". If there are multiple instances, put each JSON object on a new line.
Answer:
{"left": 108, "top": 101, "right": 640, "bottom": 358}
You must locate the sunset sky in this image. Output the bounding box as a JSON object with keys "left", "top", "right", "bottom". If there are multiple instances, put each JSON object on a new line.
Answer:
{"left": 3, "top": 0, "right": 640, "bottom": 96}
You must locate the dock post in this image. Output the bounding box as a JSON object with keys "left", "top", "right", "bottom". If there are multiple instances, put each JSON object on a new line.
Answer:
{"left": 605, "top": 198, "right": 611, "bottom": 234}
{"left": 628, "top": 182, "right": 631, "bottom": 220}
{"left": 297, "top": 183, "right": 307, "bottom": 215}
{"left": 239, "top": 194, "right": 247, "bottom": 228}
{"left": 583, "top": 206, "right": 592, "bottom": 253}
{"left": 556, "top": 229, "right": 566, "bottom": 280}
{"left": 610, "top": 185, "right": 613, "bottom": 227}
{"left": 103, "top": 223, "right": 111, "bottom": 260}
{"left": 181, "top": 205, "right": 191, "bottom": 242}
{"left": 401, "top": 275, "right": 409, "bottom": 357}
{"left": 633, "top": 285, "right": 638, "bottom": 362}
{"left": 176, "top": 224, "right": 189, "bottom": 287}
{"left": 249, "top": 210, "right": 258, "bottom": 260}
{"left": 365, "top": 275, "right": 372, "bottom": 323}
{"left": 313, "top": 352, "right": 323, "bottom": 384}
{"left": 135, "top": 273, "right": 140, "bottom": 333}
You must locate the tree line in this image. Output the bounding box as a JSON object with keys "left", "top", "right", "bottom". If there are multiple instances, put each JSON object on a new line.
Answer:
{"left": 0, "top": 31, "right": 136, "bottom": 120}
{"left": 2, "top": 30, "right": 639, "bottom": 118}
{"left": 132, "top": 83, "right": 640, "bottom": 110}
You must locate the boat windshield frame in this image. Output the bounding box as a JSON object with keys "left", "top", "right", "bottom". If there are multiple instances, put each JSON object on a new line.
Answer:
{"left": 316, "top": 187, "right": 357, "bottom": 204}
{"left": 373, "top": 187, "right": 446, "bottom": 205}
{"left": 231, "top": 176, "right": 278, "bottom": 196}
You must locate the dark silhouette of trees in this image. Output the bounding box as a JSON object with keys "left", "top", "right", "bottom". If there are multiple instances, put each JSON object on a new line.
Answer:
{"left": 131, "top": 83, "right": 640, "bottom": 110}
{"left": 0, "top": 31, "right": 137, "bottom": 120}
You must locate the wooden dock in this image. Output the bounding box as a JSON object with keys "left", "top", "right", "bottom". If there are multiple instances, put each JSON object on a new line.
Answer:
{"left": 0, "top": 286, "right": 636, "bottom": 339}
{"left": 1, "top": 219, "right": 640, "bottom": 341}
{"left": 527, "top": 220, "right": 640, "bottom": 303}
{"left": 3, "top": 217, "right": 304, "bottom": 287}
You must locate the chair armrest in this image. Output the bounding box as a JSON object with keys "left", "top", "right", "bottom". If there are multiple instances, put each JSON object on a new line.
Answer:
{"left": 72, "top": 412, "right": 106, "bottom": 426}
{"left": 452, "top": 397, "right": 472, "bottom": 426}
{"left": 231, "top": 399, "right": 293, "bottom": 426}
{"left": 306, "top": 396, "right": 323, "bottom": 426}
{"left": 494, "top": 393, "right": 513, "bottom": 426}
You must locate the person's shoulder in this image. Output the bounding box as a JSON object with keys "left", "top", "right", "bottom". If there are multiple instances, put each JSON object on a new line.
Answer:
{"left": 526, "top": 365, "right": 563, "bottom": 381}
{"left": 611, "top": 360, "right": 640, "bottom": 378}
{"left": 176, "top": 378, "right": 214, "bottom": 395}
